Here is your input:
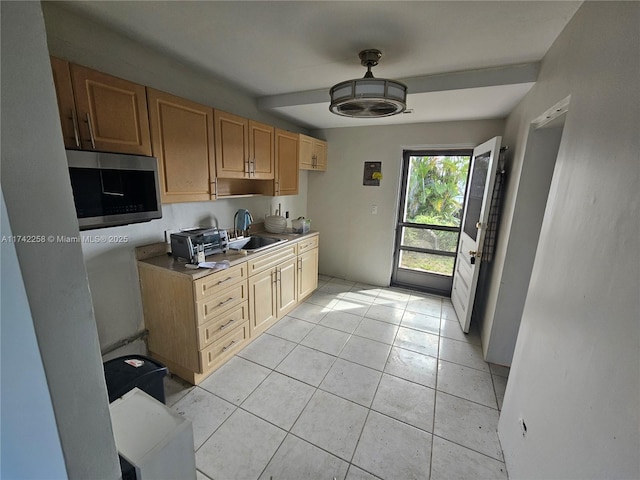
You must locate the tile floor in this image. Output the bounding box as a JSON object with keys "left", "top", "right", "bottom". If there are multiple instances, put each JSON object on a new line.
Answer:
{"left": 165, "top": 276, "right": 510, "bottom": 480}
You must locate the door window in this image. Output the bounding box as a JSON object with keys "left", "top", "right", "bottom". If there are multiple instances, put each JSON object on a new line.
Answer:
{"left": 392, "top": 150, "right": 472, "bottom": 294}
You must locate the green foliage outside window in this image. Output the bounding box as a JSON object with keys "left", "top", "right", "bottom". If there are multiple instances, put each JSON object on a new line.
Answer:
{"left": 401, "top": 156, "right": 470, "bottom": 275}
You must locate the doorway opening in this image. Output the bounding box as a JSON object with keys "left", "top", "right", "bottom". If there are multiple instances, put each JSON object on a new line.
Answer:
{"left": 391, "top": 150, "right": 472, "bottom": 295}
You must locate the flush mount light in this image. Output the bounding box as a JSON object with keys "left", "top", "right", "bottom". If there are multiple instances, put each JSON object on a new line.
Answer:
{"left": 329, "top": 49, "right": 407, "bottom": 118}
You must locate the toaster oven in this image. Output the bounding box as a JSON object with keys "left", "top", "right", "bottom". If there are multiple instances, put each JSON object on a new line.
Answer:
{"left": 170, "top": 228, "right": 228, "bottom": 262}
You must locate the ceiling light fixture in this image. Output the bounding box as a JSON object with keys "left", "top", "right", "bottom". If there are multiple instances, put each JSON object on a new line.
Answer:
{"left": 329, "top": 49, "right": 407, "bottom": 118}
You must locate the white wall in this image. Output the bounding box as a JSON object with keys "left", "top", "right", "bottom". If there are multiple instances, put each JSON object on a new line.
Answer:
{"left": 1, "top": 2, "right": 120, "bottom": 478}
{"left": 309, "top": 120, "right": 504, "bottom": 286}
{"left": 498, "top": 2, "right": 639, "bottom": 478}
{"left": 1, "top": 191, "right": 67, "bottom": 479}
{"left": 42, "top": 3, "right": 309, "bottom": 356}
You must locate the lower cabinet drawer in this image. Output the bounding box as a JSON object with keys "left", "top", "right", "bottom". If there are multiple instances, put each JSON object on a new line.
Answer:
{"left": 195, "top": 280, "right": 248, "bottom": 325}
{"left": 199, "top": 321, "right": 250, "bottom": 373}
{"left": 197, "top": 301, "right": 249, "bottom": 350}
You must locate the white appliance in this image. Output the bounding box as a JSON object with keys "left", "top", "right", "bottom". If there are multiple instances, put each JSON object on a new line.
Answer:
{"left": 109, "top": 388, "right": 196, "bottom": 479}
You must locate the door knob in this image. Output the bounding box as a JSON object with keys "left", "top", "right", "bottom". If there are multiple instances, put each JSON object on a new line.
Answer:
{"left": 469, "top": 250, "right": 481, "bottom": 265}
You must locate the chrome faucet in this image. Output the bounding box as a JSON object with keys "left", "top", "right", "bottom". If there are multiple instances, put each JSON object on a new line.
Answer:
{"left": 233, "top": 209, "right": 253, "bottom": 238}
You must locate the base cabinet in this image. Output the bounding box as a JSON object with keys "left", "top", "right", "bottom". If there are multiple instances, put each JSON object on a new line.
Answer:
{"left": 248, "top": 256, "right": 298, "bottom": 337}
{"left": 138, "top": 234, "right": 319, "bottom": 385}
{"left": 248, "top": 268, "right": 278, "bottom": 336}
{"left": 298, "top": 248, "right": 319, "bottom": 299}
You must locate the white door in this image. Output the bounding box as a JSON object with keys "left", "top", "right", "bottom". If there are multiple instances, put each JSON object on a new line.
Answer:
{"left": 451, "top": 136, "right": 502, "bottom": 332}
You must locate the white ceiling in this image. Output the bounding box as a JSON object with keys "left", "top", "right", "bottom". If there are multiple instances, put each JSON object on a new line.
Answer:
{"left": 56, "top": 1, "right": 582, "bottom": 129}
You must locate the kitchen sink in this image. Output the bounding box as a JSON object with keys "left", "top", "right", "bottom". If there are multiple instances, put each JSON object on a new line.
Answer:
{"left": 228, "top": 235, "right": 287, "bottom": 252}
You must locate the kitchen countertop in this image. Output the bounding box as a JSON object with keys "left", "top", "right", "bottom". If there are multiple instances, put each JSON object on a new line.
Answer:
{"left": 137, "top": 231, "right": 318, "bottom": 280}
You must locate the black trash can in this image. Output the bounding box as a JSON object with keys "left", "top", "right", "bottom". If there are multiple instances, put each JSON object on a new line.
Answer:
{"left": 103, "top": 355, "right": 168, "bottom": 404}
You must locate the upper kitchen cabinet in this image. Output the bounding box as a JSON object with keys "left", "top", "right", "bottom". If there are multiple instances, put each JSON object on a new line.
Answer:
{"left": 50, "top": 57, "right": 80, "bottom": 149}
{"left": 147, "top": 88, "right": 215, "bottom": 203}
{"left": 214, "top": 110, "right": 274, "bottom": 180}
{"left": 249, "top": 120, "right": 275, "bottom": 179}
{"left": 274, "top": 129, "right": 299, "bottom": 196}
{"left": 69, "top": 63, "right": 152, "bottom": 156}
{"left": 299, "top": 134, "right": 327, "bottom": 171}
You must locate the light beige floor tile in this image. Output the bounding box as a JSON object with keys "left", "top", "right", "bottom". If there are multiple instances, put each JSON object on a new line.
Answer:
{"left": 440, "top": 317, "right": 482, "bottom": 345}
{"left": 292, "top": 390, "right": 368, "bottom": 461}
{"left": 342, "top": 290, "right": 378, "bottom": 305}
{"left": 352, "top": 411, "right": 432, "bottom": 480}
{"left": 196, "top": 409, "right": 286, "bottom": 479}
{"left": 259, "top": 434, "right": 349, "bottom": 480}
{"left": 364, "top": 304, "right": 404, "bottom": 325}
{"left": 401, "top": 310, "right": 440, "bottom": 334}
{"left": 332, "top": 298, "right": 370, "bottom": 317}
{"left": 241, "top": 371, "right": 315, "bottom": 430}
{"left": 441, "top": 303, "right": 458, "bottom": 321}
{"left": 437, "top": 360, "right": 497, "bottom": 408}
{"left": 319, "top": 310, "right": 364, "bottom": 334}
{"left": 371, "top": 374, "right": 435, "bottom": 433}
{"left": 439, "top": 337, "right": 490, "bottom": 372}
{"left": 290, "top": 301, "right": 332, "bottom": 323}
{"left": 345, "top": 465, "right": 380, "bottom": 480}
{"left": 318, "top": 281, "right": 352, "bottom": 296}
{"left": 384, "top": 347, "right": 438, "bottom": 388}
{"left": 196, "top": 469, "right": 211, "bottom": 480}
{"left": 199, "top": 356, "right": 270, "bottom": 405}
{"left": 490, "top": 363, "right": 511, "bottom": 378}
{"left": 275, "top": 345, "right": 336, "bottom": 387}
{"left": 164, "top": 374, "right": 194, "bottom": 407}
{"left": 339, "top": 335, "right": 392, "bottom": 371}
{"left": 405, "top": 297, "right": 442, "bottom": 317}
{"left": 433, "top": 391, "right": 503, "bottom": 461}
{"left": 300, "top": 324, "right": 351, "bottom": 356}
{"left": 354, "top": 318, "right": 399, "bottom": 344}
{"left": 430, "top": 436, "right": 508, "bottom": 480}
{"left": 267, "top": 315, "right": 316, "bottom": 343}
{"left": 237, "top": 333, "right": 296, "bottom": 369}
{"left": 320, "top": 358, "right": 382, "bottom": 407}
{"left": 172, "top": 386, "right": 235, "bottom": 449}
{"left": 493, "top": 374, "right": 508, "bottom": 411}
{"left": 394, "top": 326, "right": 439, "bottom": 357}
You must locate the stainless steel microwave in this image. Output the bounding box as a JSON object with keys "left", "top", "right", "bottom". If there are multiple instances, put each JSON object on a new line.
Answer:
{"left": 66, "top": 150, "right": 162, "bottom": 230}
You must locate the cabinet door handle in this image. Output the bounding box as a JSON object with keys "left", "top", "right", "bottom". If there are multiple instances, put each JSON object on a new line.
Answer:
{"left": 85, "top": 113, "right": 96, "bottom": 149}
{"left": 274, "top": 180, "right": 279, "bottom": 195}
{"left": 217, "top": 276, "right": 233, "bottom": 285}
{"left": 218, "top": 297, "right": 235, "bottom": 307}
{"left": 222, "top": 340, "right": 238, "bottom": 352}
{"left": 219, "top": 319, "right": 236, "bottom": 330}
{"left": 212, "top": 178, "right": 218, "bottom": 200}
{"left": 70, "top": 109, "right": 80, "bottom": 147}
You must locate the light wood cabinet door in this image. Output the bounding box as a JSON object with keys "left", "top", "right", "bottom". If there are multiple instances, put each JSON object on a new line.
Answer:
{"left": 275, "top": 129, "right": 299, "bottom": 196}
{"left": 214, "top": 110, "right": 249, "bottom": 179}
{"left": 299, "top": 134, "right": 327, "bottom": 171}
{"left": 314, "top": 139, "right": 328, "bottom": 171}
{"left": 147, "top": 88, "right": 215, "bottom": 203}
{"left": 298, "top": 248, "right": 319, "bottom": 300}
{"left": 298, "top": 134, "right": 314, "bottom": 170}
{"left": 249, "top": 120, "right": 274, "bottom": 179}
{"left": 70, "top": 64, "right": 151, "bottom": 155}
{"left": 277, "top": 257, "right": 298, "bottom": 318}
{"left": 248, "top": 268, "right": 277, "bottom": 337}
{"left": 50, "top": 57, "right": 80, "bottom": 149}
